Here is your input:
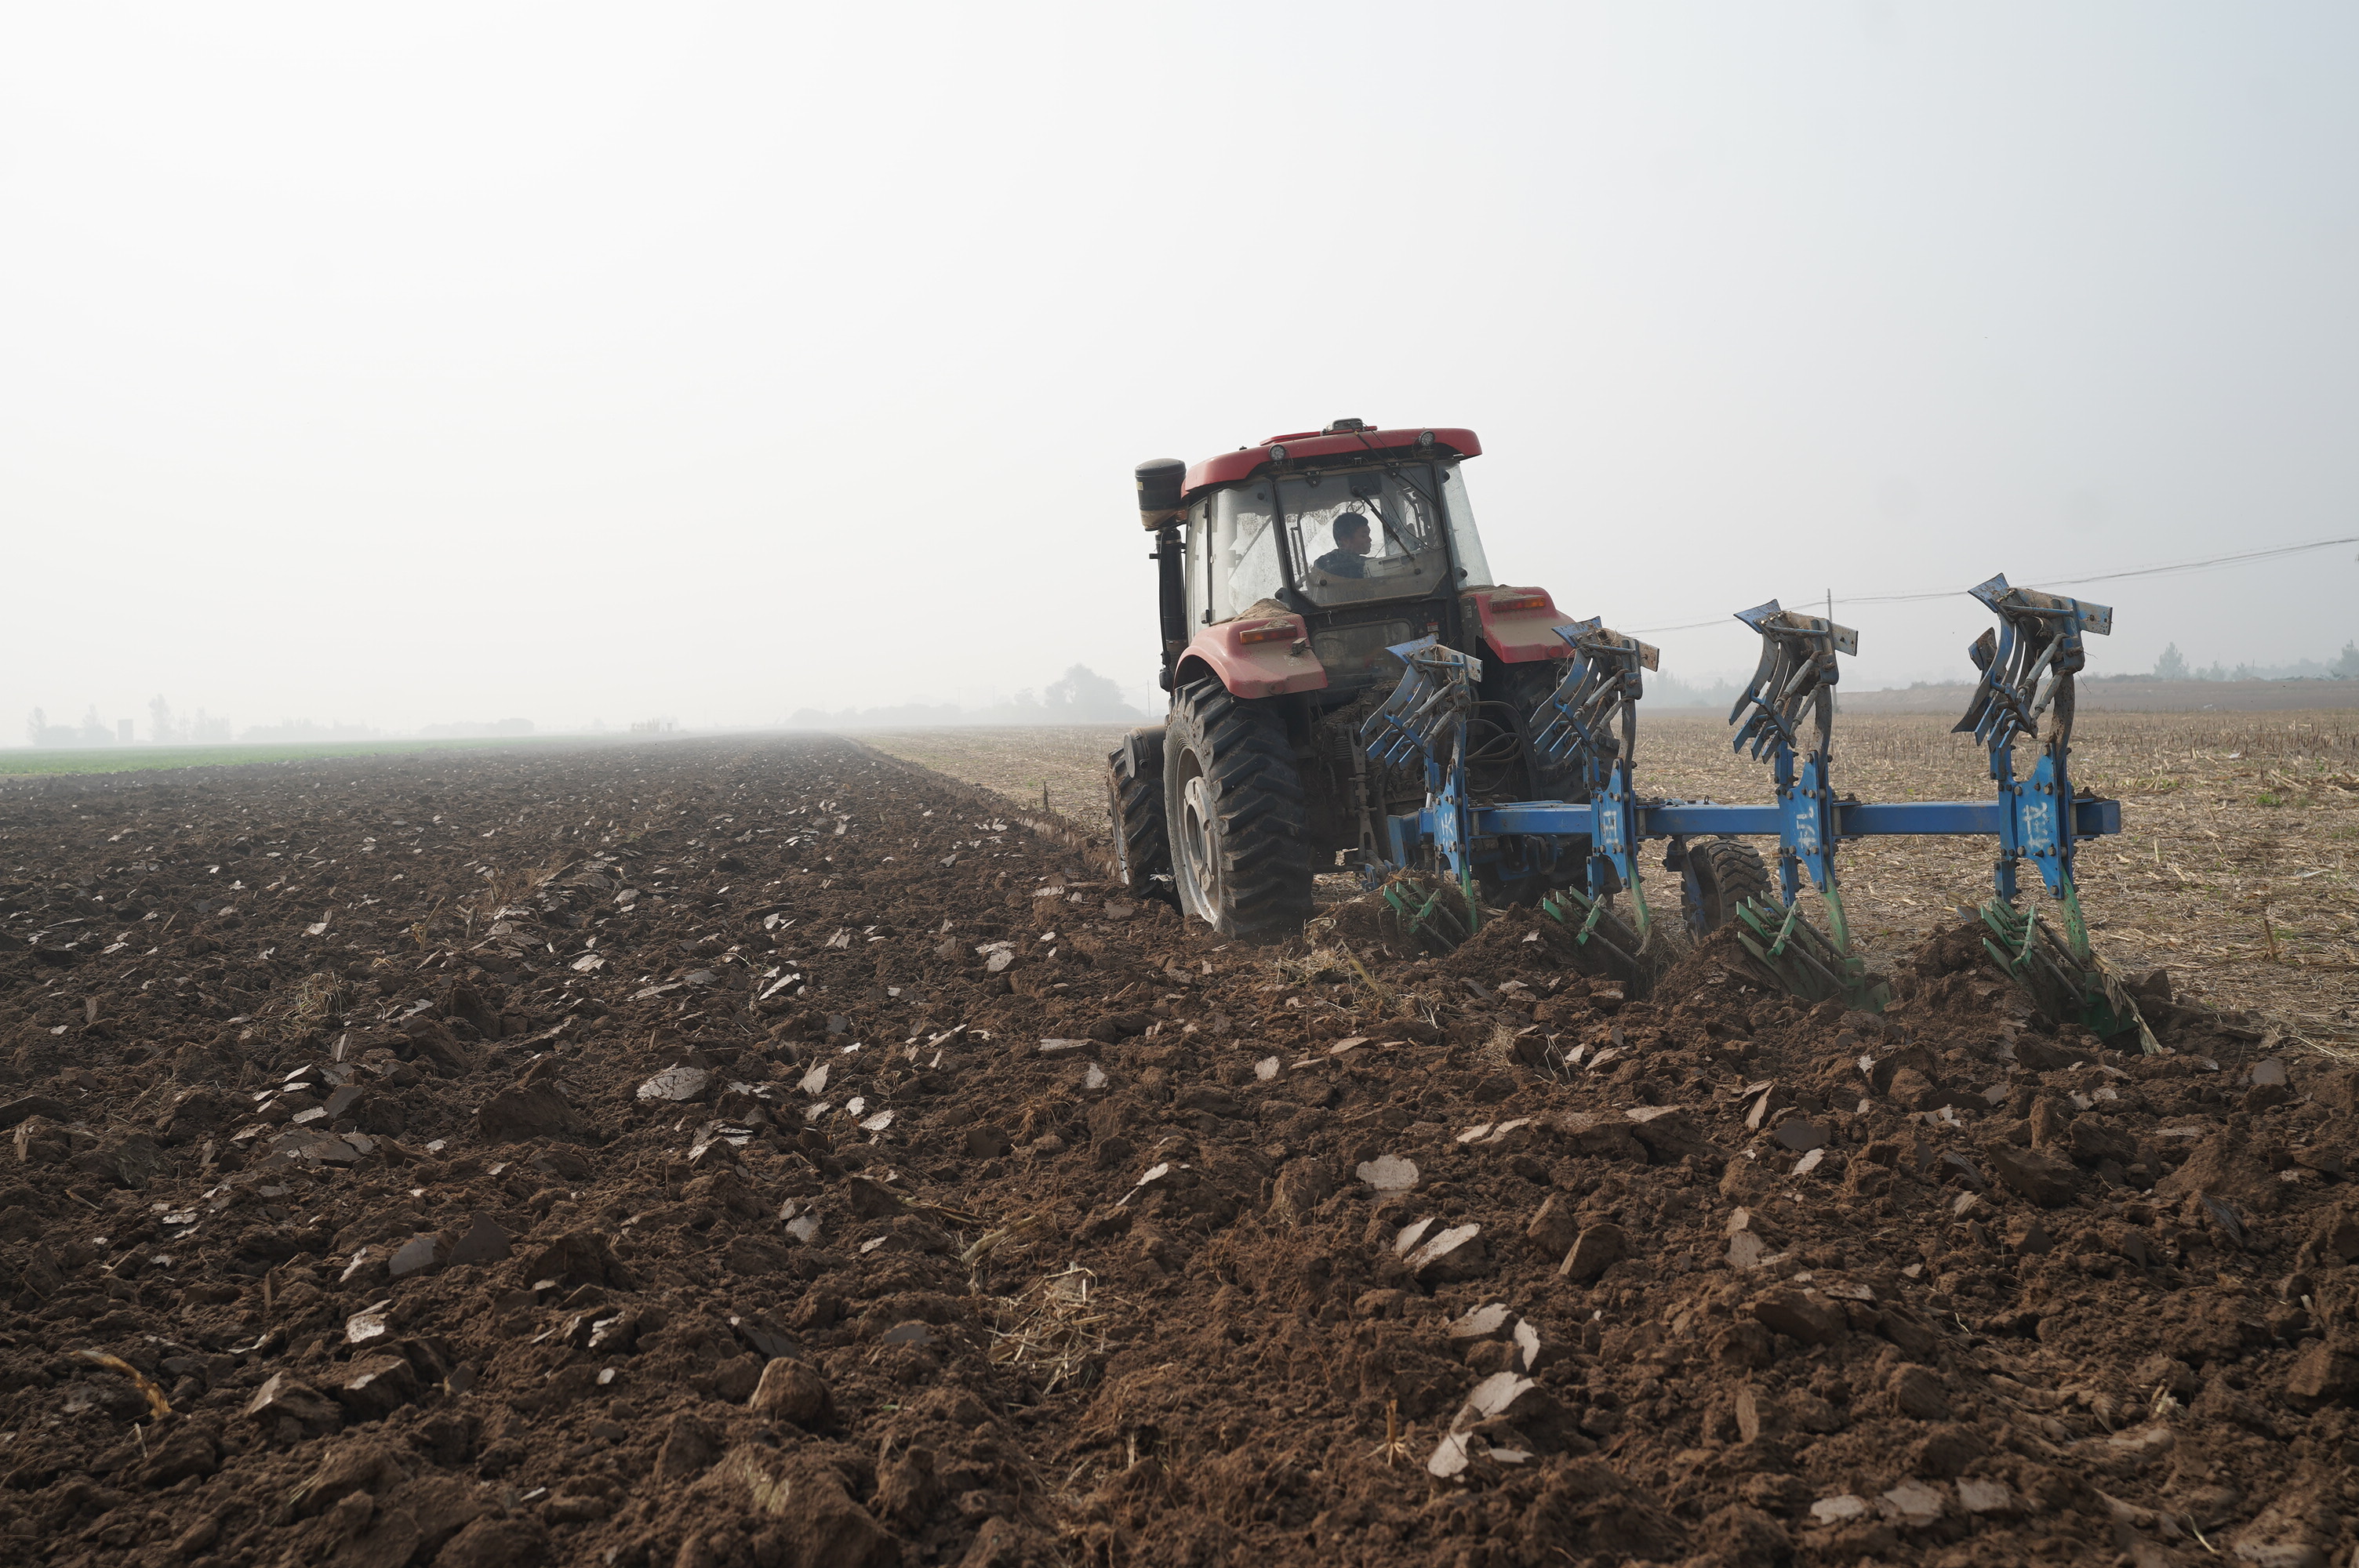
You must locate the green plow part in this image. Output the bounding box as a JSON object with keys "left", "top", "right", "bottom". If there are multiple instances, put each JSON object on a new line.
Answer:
{"left": 1977, "top": 897, "right": 2160, "bottom": 1053}
{"left": 1381, "top": 876, "right": 1476, "bottom": 956}
{"left": 1731, "top": 894, "right": 1892, "bottom": 1014}
{"left": 1538, "top": 885, "right": 1645, "bottom": 977}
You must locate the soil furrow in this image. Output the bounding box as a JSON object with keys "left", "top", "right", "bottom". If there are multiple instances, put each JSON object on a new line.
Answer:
{"left": 0, "top": 735, "right": 2352, "bottom": 1568}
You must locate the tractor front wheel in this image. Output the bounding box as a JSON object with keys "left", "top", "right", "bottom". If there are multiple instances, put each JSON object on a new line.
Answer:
{"left": 1163, "top": 677, "right": 1314, "bottom": 939}
{"left": 1104, "top": 726, "right": 1170, "bottom": 896}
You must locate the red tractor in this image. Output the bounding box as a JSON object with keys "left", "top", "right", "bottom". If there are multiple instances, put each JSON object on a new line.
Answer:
{"left": 1106, "top": 419, "right": 1615, "bottom": 938}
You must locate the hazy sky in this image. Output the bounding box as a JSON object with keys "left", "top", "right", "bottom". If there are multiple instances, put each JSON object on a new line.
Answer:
{"left": 5, "top": 2, "right": 2355, "bottom": 735}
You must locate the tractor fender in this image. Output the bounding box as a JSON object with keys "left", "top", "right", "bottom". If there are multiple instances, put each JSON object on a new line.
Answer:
{"left": 1173, "top": 604, "right": 1330, "bottom": 699}
{"left": 1464, "top": 586, "right": 1580, "bottom": 664}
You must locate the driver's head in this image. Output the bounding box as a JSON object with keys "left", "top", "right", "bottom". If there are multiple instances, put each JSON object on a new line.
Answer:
{"left": 1334, "top": 513, "right": 1372, "bottom": 555}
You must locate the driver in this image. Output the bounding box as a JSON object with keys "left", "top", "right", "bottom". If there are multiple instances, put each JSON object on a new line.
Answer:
{"left": 1312, "top": 512, "right": 1373, "bottom": 579}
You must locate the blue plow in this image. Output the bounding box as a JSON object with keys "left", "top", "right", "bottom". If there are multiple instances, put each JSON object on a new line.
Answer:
{"left": 1358, "top": 573, "right": 2152, "bottom": 1044}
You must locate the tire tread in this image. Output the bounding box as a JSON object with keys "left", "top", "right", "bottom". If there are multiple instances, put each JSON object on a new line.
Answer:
{"left": 1684, "top": 837, "right": 1775, "bottom": 932}
{"left": 1164, "top": 678, "right": 1314, "bottom": 938}
{"left": 1105, "top": 727, "right": 1170, "bottom": 892}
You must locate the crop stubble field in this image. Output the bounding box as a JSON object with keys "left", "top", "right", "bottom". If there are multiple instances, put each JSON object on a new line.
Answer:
{"left": 861, "top": 710, "right": 2359, "bottom": 1049}
{"left": 1, "top": 720, "right": 2357, "bottom": 1567}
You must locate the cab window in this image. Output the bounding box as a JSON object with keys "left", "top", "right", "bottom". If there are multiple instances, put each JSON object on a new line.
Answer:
{"left": 1209, "top": 485, "right": 1285, "bottom": 620}
{"left": 1279, "top": 463, "right": 1450, "bottom": 607}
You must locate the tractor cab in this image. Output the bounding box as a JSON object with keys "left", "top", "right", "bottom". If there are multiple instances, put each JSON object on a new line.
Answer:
{"left": 1137, "top": 421, "right": 1520, "bottom": 701}
{"left": 1114, "top": 421, "right": 1595, "bottom": 937}
{"left": 1202, "top": 457, "right": 1461, "bottom": 613}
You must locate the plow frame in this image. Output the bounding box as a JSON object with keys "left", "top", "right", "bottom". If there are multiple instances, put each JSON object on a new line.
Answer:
{"left": 1358, "top": 572, "right": 2139, "bottom": 1033}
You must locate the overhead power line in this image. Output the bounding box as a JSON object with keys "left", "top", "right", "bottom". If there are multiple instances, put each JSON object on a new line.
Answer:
{"left": 1623, "top": 533, "right": 2359, "bottom": 636}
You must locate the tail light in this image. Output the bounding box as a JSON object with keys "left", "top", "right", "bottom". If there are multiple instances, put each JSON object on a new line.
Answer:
{"left": 1239, "top": 620, "right": 1296, "bottom": 645}
{"left": 1490, "top": 592, "right": 1550, "bottom": 612}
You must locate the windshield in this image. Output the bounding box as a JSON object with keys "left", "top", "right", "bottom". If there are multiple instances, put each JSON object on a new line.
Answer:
{"left": 1280, "top": 462, "right": 1451, "bottom": 607}
{"left": 1440, "top": 461, "right": 1491, "bottom": 589}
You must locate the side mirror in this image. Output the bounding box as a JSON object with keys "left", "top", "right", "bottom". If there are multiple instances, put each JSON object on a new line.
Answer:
{"left": 1136, "top": 458, "right": 1186, "bottom": 531}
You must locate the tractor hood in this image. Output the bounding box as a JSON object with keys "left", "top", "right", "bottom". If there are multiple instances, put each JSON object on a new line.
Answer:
{"left": 1463, "top": 586, "right": 1587, "bottom": 664}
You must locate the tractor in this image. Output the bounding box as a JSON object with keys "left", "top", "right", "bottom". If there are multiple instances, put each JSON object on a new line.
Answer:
{"left": 1103, "top": 419, "right": 1769, "bottom": 942}
{"left": 1105, "top": 419, "right": 2144, "bottom": 1047}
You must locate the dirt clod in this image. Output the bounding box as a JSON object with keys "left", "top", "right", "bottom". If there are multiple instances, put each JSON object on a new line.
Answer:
{"left": 746, "top": 1356, "right": 834, "bottom": 1427}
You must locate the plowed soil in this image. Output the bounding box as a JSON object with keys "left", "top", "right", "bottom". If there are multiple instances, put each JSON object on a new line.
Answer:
{"left": 2, "top": 735, "right": 2355, "bottom": 1568}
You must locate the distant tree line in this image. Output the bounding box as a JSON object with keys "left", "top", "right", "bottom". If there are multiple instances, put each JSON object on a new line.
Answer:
{"left": 24, "top": 706, "right": 119, "bottom": 746}
{"left": 789, "top": 664, "right": 1149, "bottom": 728}
{"left": 2153, "top": 642, "right": 2359, "bottom": 682}
{"left": 24, "top": 698, "right": 233, "bottom": 746}
{"left": 1645, "top": 671, "right": 1746, "bottom": 709}
{"left": 18, "top": 696, "right": 540, "bottom": 747}
{"left": 238, "top": 718, "right": 376, "bottom": 742}
{"left": 419, "top": 719, "right": 533, "bottom": 739}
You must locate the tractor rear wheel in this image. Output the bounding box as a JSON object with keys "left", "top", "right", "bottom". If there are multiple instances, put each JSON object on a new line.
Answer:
{"left": 1679, "top": 837, "right": 1775, "bottom": 935}
{"left": 1163, "top": 677, "right": 1314, "bottom": 939}
{"left": 1103, "top": 726, "right": 1170, "bottom": 896}
{"left": 1499, "top": 661, "right": 1589, "bottom": 801}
